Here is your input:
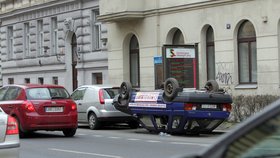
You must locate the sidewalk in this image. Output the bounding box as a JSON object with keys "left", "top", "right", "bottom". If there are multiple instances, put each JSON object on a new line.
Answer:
{"left": 214, "top": 121, "right": 237, "bottom": 132}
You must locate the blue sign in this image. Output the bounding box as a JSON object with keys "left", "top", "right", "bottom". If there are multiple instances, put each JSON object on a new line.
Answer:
{"left": 154, "top": 56, "right": 162, "bottom": 64}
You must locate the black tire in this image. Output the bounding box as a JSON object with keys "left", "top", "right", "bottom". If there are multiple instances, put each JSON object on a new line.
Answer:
{"left": 128, "top": 121, "right": 139, "bottom": 129}
{"left": 15, "top": 117, "right": 27, "bottom": 138}
{"left": 63, "top": 128, "right": 77, "bottom": 137}
{"left": 163, "top": 78, "right": 180, "bottom": 101}
{"left": 205, "top": 80, "right": 219, "bottom": 92}
{"left": 88, "top": 113, "right": 100, "bottom": 130}
{"left": 120, "top": 82, "right": 132, "bottom": 100}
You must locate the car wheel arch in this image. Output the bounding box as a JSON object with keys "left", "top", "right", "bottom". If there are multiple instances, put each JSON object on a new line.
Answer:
{"left": 86, "top": 108, "right": 99, "bottom": 121}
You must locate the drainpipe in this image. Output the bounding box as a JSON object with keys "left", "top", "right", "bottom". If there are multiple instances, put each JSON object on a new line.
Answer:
{"left": 156, "top": 0, "right": 161, "bottom": 56}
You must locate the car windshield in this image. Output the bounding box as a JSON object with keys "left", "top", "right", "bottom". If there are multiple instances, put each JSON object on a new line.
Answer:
{"left": 226, "top": 114, "right": 280, "bottom": 158}
{"left": 103, "top": 88, "right": 119, "bottom": 99}
{"left": 26, "top": 87, "right": 70, "bottom": 100}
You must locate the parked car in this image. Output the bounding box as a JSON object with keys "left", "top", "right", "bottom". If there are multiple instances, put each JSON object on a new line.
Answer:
{"left": 0, "top": 107, "right": 19, "bottom": 158}
{"left": 114, "top": 78, "right": 232, "bottom": 135}
{"left": 71, "top": 85, "right": 139, "bottom": 130}
{"left": 179, "top": 98, "right": 280, "bottom": 158}
{"left": 0, "top": 84, "right": 78, "bottom": 137}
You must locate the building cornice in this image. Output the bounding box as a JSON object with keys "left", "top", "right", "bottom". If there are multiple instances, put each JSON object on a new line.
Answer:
{"left": 98, "top": 0, "right": 254, "bottom": 22}
{"left": 0, "top": 0, "right": 78, "bottom": 20}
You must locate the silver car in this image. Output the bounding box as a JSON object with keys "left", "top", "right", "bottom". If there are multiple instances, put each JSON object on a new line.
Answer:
{"left": 71, "top": 85, "right": 138, "bottom": 130}
{"left": 0, "top": 108, "right": 20, "bottom": 158}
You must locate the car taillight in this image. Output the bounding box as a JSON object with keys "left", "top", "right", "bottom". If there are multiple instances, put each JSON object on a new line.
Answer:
{"left": 71, "top": 103, "right": 77, "bottom": 111}
{"left": 223, "top": 103, "right": 232, "bottom": 112}
{"left": 23, "top": 101, "right": 35, "bottom": 112}
{"left": 184, "top": 103, "right": 197, "bottom": 111}
{"left": 6, "top": 116, "right": 19, "bottom": 135}
{"left": 99, "top": 89, "right": 105, "bottom": 104}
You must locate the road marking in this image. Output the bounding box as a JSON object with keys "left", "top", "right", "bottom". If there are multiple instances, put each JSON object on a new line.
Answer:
{"left": 76, "top": 134, "right": 86, "bottom": 136}
{"left": 146, "top": 140, "right": 161, "bottom": 143}
{"left": 92, "top": 135, "right": 104, "bottom": 138}
{"left": 49, "top": 148, "right": 123, "bottom": 158}
{"left": 127, "top": 138, "right": 140, "bottom": 141}
{"left": 108, "top": 137, "right": 121, "bottom": 139}
{"left": 170, "top": 142, "right": 210, "bottom": 146}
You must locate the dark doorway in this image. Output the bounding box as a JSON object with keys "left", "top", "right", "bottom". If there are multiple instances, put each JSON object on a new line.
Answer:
{"left": 71, "top": 34, "right": 78, "bottom": 91}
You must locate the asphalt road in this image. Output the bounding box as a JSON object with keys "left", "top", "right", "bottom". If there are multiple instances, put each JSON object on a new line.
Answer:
{"left": 19, "top": 125, "right": 225, "bottom": 158}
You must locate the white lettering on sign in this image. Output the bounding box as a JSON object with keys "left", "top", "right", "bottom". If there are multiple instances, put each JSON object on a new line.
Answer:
{"left": 129, "top": 103, "right": 166, "bottom": 108}
{"left": 134, "top": 92, "right": 160, "bottom": 102}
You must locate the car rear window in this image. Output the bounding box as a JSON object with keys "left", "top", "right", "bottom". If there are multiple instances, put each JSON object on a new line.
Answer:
{"left": 103, "top": 88, "right": 119, "bottom": 99}
{"left": 26, "top": 87, "right": 70, "bottom": 100}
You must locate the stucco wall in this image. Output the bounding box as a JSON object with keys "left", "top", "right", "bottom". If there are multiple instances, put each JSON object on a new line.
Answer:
{"left": 106, "top": 0, "right": 280, "bottom": 95}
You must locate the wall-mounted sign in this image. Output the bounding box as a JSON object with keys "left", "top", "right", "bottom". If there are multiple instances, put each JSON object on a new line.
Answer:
{"left": 165, "top": 48, "right": 195, "bottom": 59}
{"left": 163, "top": 45, "right": 198, "bottom": 89}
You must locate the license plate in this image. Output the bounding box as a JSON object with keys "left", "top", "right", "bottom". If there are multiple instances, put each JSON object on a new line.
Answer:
{"left": 201, "top": 104, "right": 217, "bottom": 109}
{"left": 45, "top": 107, "right": 63, "bottom": 112}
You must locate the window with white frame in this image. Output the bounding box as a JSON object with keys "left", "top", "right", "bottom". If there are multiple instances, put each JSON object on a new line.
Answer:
{"left": 51, "top": 17, "right": 58, "bottom": 55}
{"left": 92, "top": 10, "right": 101, "bottom": 50}
{"left": 7, "top": 26, "right": 14, "bottom": 60}
{"left": 24, "top": 22, "right": 30, "bottom": 57}
{"left": 37, "top": 20, "right": 44, "bottom": 56}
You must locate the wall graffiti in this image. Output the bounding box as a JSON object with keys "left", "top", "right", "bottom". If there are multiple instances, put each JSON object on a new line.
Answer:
{"left": 215, "top": 63, "right": 233, "bottom": 85}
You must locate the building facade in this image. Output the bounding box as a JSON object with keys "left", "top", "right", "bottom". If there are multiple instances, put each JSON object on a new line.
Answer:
{"left": 0, "top": 0, "right": 108, "bottom": 93}
{"left": 99, "top": 0, "right": 280, "bottom": 96}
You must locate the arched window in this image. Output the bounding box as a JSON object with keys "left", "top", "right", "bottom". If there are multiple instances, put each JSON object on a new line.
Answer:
{"left": 172, "top": 29, "right": 184, "bottom": 45}
{"left": 206, "top": 27, "right": 215, "bottom": 80}
{"left": 130, "top": 35, "right": 140, "bottom": 87}
{"left": 238, "top": 20, "right": 257, "bottom": 84}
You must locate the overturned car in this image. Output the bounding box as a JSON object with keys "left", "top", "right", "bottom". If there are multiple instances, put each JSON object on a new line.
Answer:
{"left": 113, "top": 78, "right": 232, "bottom": 135}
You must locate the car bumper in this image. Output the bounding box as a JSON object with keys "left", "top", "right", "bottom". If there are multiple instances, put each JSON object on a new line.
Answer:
{"left": 0, "top": 135, "right": 20, "bottom": 158}
{"left": 98, "top": 110, "right": 132, "bottom": 118}
{"left": 21, "top": 113, "right": 77, "bottom": 130}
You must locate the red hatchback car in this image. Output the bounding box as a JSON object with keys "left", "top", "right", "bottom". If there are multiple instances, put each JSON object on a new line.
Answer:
{"left": 0, "top": 84, "right": 78, "bottom": 137}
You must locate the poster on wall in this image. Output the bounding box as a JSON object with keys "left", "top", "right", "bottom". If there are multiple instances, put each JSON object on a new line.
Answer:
{"left": 163, "top": 45, "right": 198, "bottom": 89}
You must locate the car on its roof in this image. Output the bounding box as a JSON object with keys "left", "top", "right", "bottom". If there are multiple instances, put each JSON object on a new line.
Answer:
{"left": 71, "top": 85, "right": 139, "bottom": 130}
{"left": 0, "top": 84, "right": 78, "bottom": 137}
{"left": 114, "top": 78, "right": 232, "bottom": 135}
{"left": 0, "top": 107, "right": 19, "bottom": 158}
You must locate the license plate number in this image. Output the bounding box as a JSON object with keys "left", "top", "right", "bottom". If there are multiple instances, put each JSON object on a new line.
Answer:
{"left": 201, "top": 104, "right": 217, "bottom": 109}
{"left": 45, "top": 107, "right": 63, "bottom": 112}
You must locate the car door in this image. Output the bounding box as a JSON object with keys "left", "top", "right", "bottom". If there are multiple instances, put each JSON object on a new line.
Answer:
{"left": 71, "top": 87, "right": 87, "bottom": 123}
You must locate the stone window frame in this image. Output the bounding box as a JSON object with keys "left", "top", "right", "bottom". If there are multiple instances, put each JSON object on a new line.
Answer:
{"left": 51, "top": 17, "right": 58, "bottom": 56}
{"left": 24, "top": 22, "right": 30, "bottom": 58}
{"left": 7, "top": 26, "right": 14, "bottom": 60}
{"left": 91, "top": 9, "right": 101, "bottom": 51}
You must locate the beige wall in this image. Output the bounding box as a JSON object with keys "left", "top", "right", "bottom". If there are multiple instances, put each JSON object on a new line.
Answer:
{"left": 101, "top": 0, "right": 280, "bottom": 96}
